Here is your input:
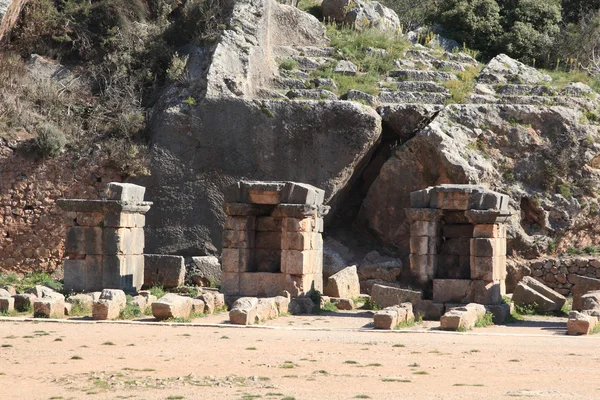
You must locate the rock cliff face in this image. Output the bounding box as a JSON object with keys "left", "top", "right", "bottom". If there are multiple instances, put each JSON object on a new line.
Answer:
{"left": 143, "top": 0, "right": 600, "bottom": 285}
{"left": 0, "top": 0, "right": 25, "bottom": 42}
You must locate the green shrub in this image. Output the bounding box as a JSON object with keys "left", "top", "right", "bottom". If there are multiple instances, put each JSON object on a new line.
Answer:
{"left": 149, "top": 284, "right": 166, "bottom": 299}
{"left": 279, "top": 58, "right": 298, "bottom": 71}
{"left": 474, "top": 312, "right": 494, "bottom": 328}
{"left": 167, "top": 53, "right": 189, "bottom": 82}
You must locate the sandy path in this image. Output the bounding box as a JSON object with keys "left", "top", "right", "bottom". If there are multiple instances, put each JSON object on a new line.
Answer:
{"left": 2, "top": 313, "right": 599, "bottom": 400}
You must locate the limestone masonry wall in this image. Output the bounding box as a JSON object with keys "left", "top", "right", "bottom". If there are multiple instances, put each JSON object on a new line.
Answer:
{"left": 526, "top": 257, "right": 600, "bottom": 296}
{"left": 0, "top": 142, "right": 121, "bottom": 274}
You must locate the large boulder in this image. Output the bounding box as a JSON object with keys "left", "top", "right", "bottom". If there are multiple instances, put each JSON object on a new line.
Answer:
{"left": 479, "top": 54, "right": 552, "bottom": 85}
{"left": 324, "top": 265, "right": 360, "bottom": 299}
{"left": 512, "top": 276, "right": 566, "bottom": 312}
{"left": 322, "top": 0, "right": 401, "bottom": 33}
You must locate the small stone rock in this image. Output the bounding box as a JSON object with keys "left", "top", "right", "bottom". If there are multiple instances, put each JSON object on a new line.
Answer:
{"left": 229, "top": 297, "right": 259, "bottom": 325}
{"left": 324, "top": 265, "right": 360, "bottom": 299}
{"left": 330, "top": 297, "right": 355, "bottom": 310}
{"left": 92, "top": 289, "right": 127, "bottom": 320}
{"left": 152, "top": 293, "right": 193, "bottom": 320}
{"left": 568, "top": 311, "right": 598, "bottom": 335}
{"left": 334, "top": 60, "right": 358, "bottom": 75}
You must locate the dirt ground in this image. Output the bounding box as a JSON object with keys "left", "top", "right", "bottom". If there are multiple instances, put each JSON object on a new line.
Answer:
{"left": 2, "top": 311, "right": 599, "bottom": 400}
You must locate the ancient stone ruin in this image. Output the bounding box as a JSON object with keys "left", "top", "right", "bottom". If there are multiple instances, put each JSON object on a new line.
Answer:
{"left": 221, "top": 181, "right": 328, "bottom": 299}
{"left": 406, "top": 184, "right": 512, "bottom": 306}
{"left": 57, "top": 183, "right": 152, "bottom": 293}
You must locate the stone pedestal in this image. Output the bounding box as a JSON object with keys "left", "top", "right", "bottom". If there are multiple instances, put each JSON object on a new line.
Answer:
{"left": 58, "top": 183, "right": 152, "bottom": 293}
{"left": 221, "top": 181, "right": 328, "bottom": 298}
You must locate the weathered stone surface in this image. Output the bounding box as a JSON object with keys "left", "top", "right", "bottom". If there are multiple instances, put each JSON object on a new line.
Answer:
{"left": 198, "top": 292, "right": 216, "bottom": 315}
{"left": 567, "top": 311, "right": 598, "bottom": 335}
{"left": 256, "top": 298, "right": 279, "bottom": 321}
{"left": 357, "top": 253, "right": 402, "bottom": 283}
{"left": 144, "top": 254, "right": 185, "bottom": 289}
{"left": 485, "top": 303, "right": 511, "bottom": 324}
{"left": 322, "top": 0, "right": 401, "bottom": 32}
{"left": 66, "top": 294, "right": 93, "bottom": 310}
{"left": 130, "top": 295, "right": 148, "bottom": 310}
{"left": 582, "top": 291, "right": 600, "bottom": 311}
{"left": 274, "top": 295, "right": 290, "bottom": 314}
{"left": 12, "top": 293, "right": 36, "bottom": 311}
{"left": 433, "top": 279, "right": 503, "bottom": 305}
{"left": 324, "top": 265, "right": 360, "bottom": 299}
{"left": 0, "top": 296, "right": 14, "bottom": 313}
{"left": 414, "top": 299, "right": 444, "bottom": 320}
{"left": 0, "top": 288, "right": 11, "bottom": 297}
{"left": 191, "top": 299, "right": 206, "bottom": 314}
{"left": 330, "top": 297, "right": 355, "bottom": 310}
{"left": 571, "top": 275, "right": 600, "bottom": 311}
{"left": 440, "top": 303, "right": 486, "bottom": 331}
{"left": 479, "top": 54, "right": 551, "bottom": 85}
{"left": 25, "top": 285, "right": 56, "bottom": 298}
{"left": 371, "top": 284, "right": 421, "bottom": 308}
{"left": 512, "top": 276, "right": 566, "bottom": 312}
{"left": 186, "top": 256, "right": 221, "bottom": 287}
{"left": 33, "top": 297, "right": 64, "bottom": 319}
{"left": 289, "top": 297, "right": 315, "bottom": 315}
{"left": 373, "top": 303, "right": 413, "bottom": 329}
{"left": 1, "top": 286, "right": 16, "bottom": 295}
{"left": 92, "top": 289, "right": 127, "bottom": 320}
{"left": 229, "top": 297, "right": 259, "bottom": 325}
{"left": 152, "top": 293, "right": 192, "bottom": 320}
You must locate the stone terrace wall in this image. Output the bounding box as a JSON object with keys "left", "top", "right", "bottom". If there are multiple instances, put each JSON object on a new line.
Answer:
{"left": 0, "top": 142, "right": 121, "bottom": 274}
{"left": 526, "top": 257, "right": 600, "bottom": 296}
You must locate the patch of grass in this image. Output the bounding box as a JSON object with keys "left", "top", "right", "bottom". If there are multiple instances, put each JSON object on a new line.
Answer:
{"left": 220, "top": 335, "right": 229, "bottom": 339}
{"left": 118, "top": 296, "right": 142, "bottom": 320}
{"left": 395, "top": 317, "right": 415, "bottom": 329}
{"left": 354, "top": 395, "right": 371, "bottom": 399}
{"left": 246, "top": 347, "right": 257, "bottom": 350}
{"left": 71, "top": 355, "right": 83, "bottom": 360}
{"left": 279, "top": 361, "right": 297, "bottom": 369}
{"left": 474, "top": 312, "right": 494, "bottom": 328}
{"left": 168, "top": 317, "right": 191, "bottom": 323}
{"left": 470, "top": 349, "right": 480, "bottom": 353}
{"left": 408, "top": 363, "right": 420, "bottom": 367}
{"left": 453, "top": 383, "right": 484, "bottom": 387}
{"left": 317, "top": 301, "right": 338, "bottom": 313}
{"left": 392, "top": 343, "right": 405, "bottom": 348}
{"left": 279, "top": 58, "right": 298, "bottom": 71}
{"left": 344, "top": 360, "right": 359, "bottom": 364}
{"left": 444, "top": 65, "right": 481, "bottom": 104}
{"left": 167, "top": 396, "right": 185, "bottom": 400}
{"left": 509, "top": 359, "right": 520, "bottom": 362}
{"left": 102, "top": 341, "right": 115, "bottom": 346}
{"left": 382, "top": 378, "right": 411, "bottom": 383}
{"left": 413, "top": 371, "right": 428, "bottom": 375}
{"left": 366, "top": 363, "right": 382, "bottom": 367}
{"left": 149, "top": 284, "right": 166, "bottom": 299}
{"left": 2, "top": 344, "right": 12, "bottom": 348}
{"left": 0, "top": 271, "right": 63, "bottom": 293}
{"left": 68, "top": 299, "right": 92, "bottom": 316}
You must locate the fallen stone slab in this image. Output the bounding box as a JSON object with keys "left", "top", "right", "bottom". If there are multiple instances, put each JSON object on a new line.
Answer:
{"left": 256, "top": 298, "right": 279, "bottom": 321}
{"left": 186, "top": 256, "right": 221, "bottom": 287}
{"left": 568, "top": 311, "right": 598, "bottom": 335}
{"left": 152, "top": 293, "right": 192, "bottom": 320}
{"left": 324, "top": 265, "right": 360, "bottom": 299}
{"left": 0, "top": 297, "right": 15, "bottom": 313}
{"left": 131, "top": 295, "right": 148, "bottom": 310}
{"left": 572, "top": 276, "right": 600, "bottom": 311}
{"left": 229, "top": 297, "right": 259, "bottom": 325}
{"left": 582, "top": 291, "right": 600, "bottom": 311}
{"left": 440, "top": 303, "right": 486, "bottom": 331}
{"left": 414, "top": 299, "right": 444, "bottom": 320}
{"left": 274, "top": 295, "right": 290, "bottom": 314}
{"left": 0, "top": 288, "right": 11, "bottom": 298}
{"left": 92, "top": 289, "right": 127, "bottom": 320}
{"left": 12, "top": 293, "right": 36, "bottom": 312}
{"left": 485, "top": 303, "right": 511, "bottom": 324}
{"left": 373, "top": 303, "right": 414, "bottom": 330}
{"left": 330, "top": 297, "right": 355, "bottom": 310}
{"left": 33, "top": 297, "right": 65, "bottom": 318}
{"left": 67, "top": 294, "right": 94, "bottom": 311}
{"left": 144, "top": 254, "right": 186, "bottom": 289}
{"left": 191, "top": 299, "right": 206, "bottom": 314}
{"left": 371, "top": 284, "right": 422, "bottom": 308}
{"left": 512, "top": 276, "right": 566, "bottom": 312}
{"left": 197, "top": 293, "right": 215, "bottom": 315}
{"left": 25, "top": 285, "right": 56, "bottom": 298}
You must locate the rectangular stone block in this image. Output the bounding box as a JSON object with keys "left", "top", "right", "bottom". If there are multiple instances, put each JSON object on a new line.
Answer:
{"left": 283, "top": 232, "right": 321, "bottom": 251}
{"left": 282, "top": 182, "right": 325, "bottom": 206}
{"left": 103, "top": 255, "right": 144, "bottom": 292}
{"left": 76, "top": 212, "right": 104, "bottom": 227}
{"left": 436, "top": 255, "right": 470, "bottom": 279}
{"left": 473, "top": 224, "right": 506, "bottom": 238}
{"left": 222, "top": 248, "right": 254, "bottom": 273}
{"left": 284, "top": 273, "right": 319, "bottom": 297}
{"left": 65, "top": 227, "right": 103, "bottom": 255}
{"left": 247, "top": 189, "right": 280, "bottom": 205}
{"left": 471, "top": 280, "right": 503, "bottom": 305}
{"left": 470, "top": 238, "right": 505, "bottom": 257}
{"left": 432, "top": 279, "right": 472, "bottom": 303}
{"left": 103, "top": 228, "right": 144, "bottom": 255}
{"left": 410, "top": 221, "right": 440, "bottom": 237}
{"left": 144, "top": 254, "right": 185, "bottom": 289}
{"left": 283, "top": 217, "right": 317, "bottom": 232}
{"left": 470, "top": 256, "right": 506, "bottom": 281}
{"left": 256, "top": 217, "right": 281, "bottom": 232}
{"left": 221, "top": 272, "right": 240, "bottom": 295}
{"left": 440, "top": 238, "right": 470, "bottom": 256}
{"left": 281, "top": 249, "right": 320, "bottom": 275}
{"left": 436, "top": 191, "right": 470, "bottom": 210}
{"left": 255, "top": 249, "right": 281, "bottom": 272}
{"left": 255, "top": 231, "right": 282, "bottom": 249}
{"left": 105, "top": 182, "right": 146, "bottom": 202}
{"left": 410, "top": 236, "right": 440, "bottom": 255}
{"left": 409, "top": 254, "right": 438, "bottom": 284}
{"left": 0, "top": 297, "right": 14, "bottom": 313}
{"left": 104, "top": 212, "right": 145, "bottom": 228}
{"left": 225, "top": 216, "right": 256, "bottom": 231}
{"left": 64, "top": 259, "right": 87, "bottom": 293}
{"left": 442, "top": 224, "right": 474, "bottom": 238}
{"left": 239, "top": 272, "right": 284, "bottom": 297}
{"left": 222, "top": 230, "right": 255, "bottom": 248}
{"left": 83, "top": 255, "right": 105, "bottom": 292}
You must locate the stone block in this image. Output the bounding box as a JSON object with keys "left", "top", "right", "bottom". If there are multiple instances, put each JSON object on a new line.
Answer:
{"left": 256, "top": 217, "right": 281, "bottom": 231}
{"left": 33, "top": 298, "right": 64, "bottom": 318}
{"left": 104, "top": 212, "right": 146, "bottom": 228}
{"left": 410, "top": 221, "right": 440, "bottom": 237}
{"left": 274, "top": 295, "right": 290, "bottom": 314}
{"left": 221, "top": 272, "right": 240, "bottom": 295}
{"left": 256, "top": 298, "right": 279, "bottom": 321}
{"left": 239, "top": 273, "right": 284, "bottom": 297}
{"left": 144, "top": 254, "right": 185, "bottom": 289}
{"left": 410, "top": 187, "right": 433, "bottom": 208}
{"left": 331, "top": 297, "right": 355, "bottom": 310}
{"left": 81, "top": 255, "right": 104, "bottom": 292}
{"left": 442, "top": 224, "right": 474, "bottom": 238}
{"left": 283, "top": 232, "right": 321, "bottom": 251}
{"left": 225, "top": 216, "right": 256, "bottom": 231}
{"left": 191, "top": 299, "right": 206, "bottom": 314}
{"left": 255, "top": 231, "right": 283, "bottom": 249}
{"left": 567, "top": 311, "right": 598, "bottom": 335}
{"left": 65, "top": 226, "right": 103, "bottom": 255}
{"left": 470, "top": 256, "right": 506, "bottom": 281}
{"left": 281, "top": 249, "right": 320, "bottom": 275}
{"left": 405, "top": 208, "right": 444, "bottom": 223}
{"left": 76, "top": 212, "right": 104, "bottom": 227}
{"left": 92, "top": 289, "right": 126, "bottom": 320}
{"left": 0, "top": 297, "right": 14, "bottom": 313}
{"left": 25, "top": 285, "right": 57, "bottom": 299}
{"left": 571, "top": 275, "right": 600, "bottom": 310}
{"left": 66, "top": 294, "right": 93, "bottom": 311}
{"left": 485, "top": 303, "right": 511, "bottom": 324}
{"left": 409, "top": 254, "right": 438, "bottom": 283}
{"left": 222, "top": 248, "right": 253, "bottom": 273}
{"left": 103, "top": 254, "right": 144, "bottom": 292}
{"left": 435, "top": 191, "right": 471, "bottom": 210}
{"left": 470, "top": 238, "right": 499, "bottom": 257}
{"left": 324, "top": 266, "right": 360, "bottom": 299}
{"left": 229, "top": 297, "right": 259, "bottom": 325}
{"left": 187, "top": 256, "right": 222, "bottom": 287}
{"left": 152, "top": 293, "right": 192, "bottom": 320}
{"left": 471, "top": 280, "right": 504, "bottom": 305}
{"left": 283, "top": 217, "right": 316, "bottom": 232}
{"left": 374, "top": 307, "right": 400, "bottom": 329}
{"left": 433, "top": 279, "right": 472, "bottom": 303}
{"left": 289, "top": 297, "right": 315, "bottom": 314}
{"left": 284, "top": 274, "right": 320, "bottom": 297}
{"left": 512, "top": 276, "right": 566, "bottom": 311}
{"left": 254, "top": 249, "right": 281, "bottom": 273}
{"left": 410, "top": 236, "right": 440, "bottom": 255}
{"left": 63, "top": 259, "right": 87, "bottom": 293}
{"left": 13, "top": 293, "right": 36, "bottom": 312}
{"left": 281, "top": 182, "right": 325, "bottom": 206}
{"left": 105, "top": 182, "right": 146, "bottom": 203}
{"left": 582, "top": 291, "right": 600, "bottom": 311}
{"left": 103, "top": 228, "right": 145, "bottom": 255}
{"left": 371, "top": 284, "right": 422, "bottom": 308}
{"left": 64, "top": 303, "right": 73, "bottom": 316}
{"left": 473, "top": 224, "right": 506, "bottom": 238}
{"left": 440, "top": 238, "right": 470, "bottom": 256}
{"left": 222, "top": 230, "right": 255, "bottom": 249}
{"left": 440, "top": 303, "right": 486, "bottom": 331}
{"left": 437, "top": 255, "right": 470, "bottom": 279}
{"left": 414, "top": 299, "right": 445, "bottom": 320}
{"left": 198, "top": 293, "right": 215, "bottom": 314}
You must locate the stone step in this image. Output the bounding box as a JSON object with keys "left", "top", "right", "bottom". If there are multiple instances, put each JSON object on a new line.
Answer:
{"left": 496, "top": 84, "right": 557, "bottom": 97}
{"left": 291, "top": 55, "right": 335, "bottom": 71}
{"left": 274, "top": 77, "right": 307, "bottom": 90}
{"left": 431, "top": 59, "right": 468, "bottom": 72}
{"left": 286, "top": 89, "right": 338, "bottom": 100}
{"left": 378, "top": 90, "right": 449, "bottom": 104}
{"left": 389, "top": 70, "right": 455, "bottom": 82}
{"left": 444, "top": 52, "right": 478, "bottom": 65}
{"left": 293, "top": 46, "right": 335, "bottom": 57}
{"left": 390, "top": 80, "right": 449, "bottom": 93}
{"left": 467, "top": 94, "right": 586, "bottom": 107}
{"left": 404, "top": 49, "right": 438, "bottom": 62}
{"left": 280, "top": 69, "right": 310, "bottom": 80}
